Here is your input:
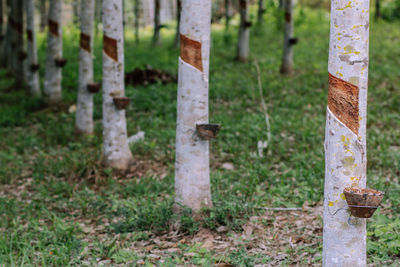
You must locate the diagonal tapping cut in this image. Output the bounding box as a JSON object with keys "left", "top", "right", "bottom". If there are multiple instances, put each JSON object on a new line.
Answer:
{"left": 180, "top": 34, "right": 203, "bottom": 72}
{"left": 328, "top": 72, "right": 359, "bottom": 135}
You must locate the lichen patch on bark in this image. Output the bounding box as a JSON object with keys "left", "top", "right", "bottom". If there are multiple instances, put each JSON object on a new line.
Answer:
{"left": 48, "top": 19, "right": 59, "bottom": 37}
{"left": 103, "top": 35, "right": 118, "bottom": 62}
{"left": 80, "top": 33, "right": 91, "bottom": 53}
{"left": 180, "top": 34, "right": 203, "bottom": 72}
{"left": 328, "top": 72, "right": 359, "bottom": 135}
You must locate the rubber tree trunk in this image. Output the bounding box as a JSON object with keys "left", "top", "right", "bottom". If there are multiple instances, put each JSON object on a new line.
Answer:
{"left": 173, "top": 0, "right": 181, "bottom": 48}
{"left": 102, "top": 0, "right": 133, "bottom": 170}
{"left": 134, "top": 0, "right": 139, "bottom": 44}
{"left": 236, "top": 0, "right": 250, "bottom": 62}
{"left": 322, "top": 0, "right": 370, "bottom": 266}
{"left": 73, "top": 0, "right": 80, "bottom": 25}
{"left": 25, "top": 0, "right": 40, "bottom": 95}
{"left": 280, "top": 0, "right": 294, "bottom": 74}
{"left": 0, "top": 0, "right": 5, "bottom": 66}
{"left": 76, "top": 0, "right": 95, "bottom": 134}
{"left": 224, "top": 0, "right": 230, "bottom": 30}
{"left": 152, "top": 0, "right": 161, "bottom": 45}
{"left": 39, "top": 0, "right": 47, "bottom": 32}
{"left": 43, "top": 0, "right": 63, "bottom": 104}
{"left": 7, "top": 0, "right": 24, "bottom": 78}
{"left": 175, "top": 0, "right": 212, "bottom": 212}
{"left": 375, "top": 0, "right": 380, "bottom": 20}
{"left": 257, "top": 0, "right": 265, "bottom": 25}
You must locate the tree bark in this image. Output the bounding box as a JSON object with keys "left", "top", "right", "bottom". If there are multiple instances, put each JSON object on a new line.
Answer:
{"left": 173, "top": 0, "right": 181, "bottom": 48}
{"left": 152, "top": 0, "right": 161, "bottom": 45}
{"left": 43, "top": 0, "right": 63, "bottom": 104}
{"left": 236, "top": 0, "right": 250, "bottom": 62}
{"left": 73, "top": 0, "right": 80, "bottom": 25}
{"left": 134, "top": 0, "right": 139, "bottom": 44}
{"left": 175, "top": 0, "right": 212, "bottom": 212}
{"left": 39, "top": 0, "right": 47, "bottom": 32}
{"left": 375, "top": 0, "right": 380, "bottom": 20}
{"left": 76, "top": 0, "right": 95, "bottom": 134}
{"left": 25, "top": 0, "right": 40, "bottom": 95}
{"left": 102, "top": 0, "right": 133, "bottom": 170}
{"left": 280, "top": 0, "right": 294, "bottom": 74}
{"left": 0, "top": 0, "right": 5, "bottom": 66}
{"left": 225, "top": 0, "right": 230, "bottom": 30}
{"left": 257, "top": 0, "right": 265, "bottom": 25}
{"left": 7, "top": 0, "right": 24, "bottom": 78}
{"left": 322, "top": 0, "right": 370, "bottom": 266}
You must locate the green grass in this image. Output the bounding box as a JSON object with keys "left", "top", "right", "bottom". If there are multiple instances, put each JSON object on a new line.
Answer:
{"left": 1, "top": 6, "right": 400, "bottom": 266}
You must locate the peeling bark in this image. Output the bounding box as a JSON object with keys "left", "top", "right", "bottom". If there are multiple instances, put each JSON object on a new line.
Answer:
{"left": 25, "top": 0, "right": 40, "bottom": 96}
{"left": 43, "top": 0, "right": 63, "bottom": 104}
{"left": 236, "top": 0, "right": 250, "bottom": 62}
{"left": 323, "top": 0, "right": 370, "bottom": 266}
{"left": 175, "top": 0, "right": 212, "bottom": 212}
{"left": 280, "top": 0, "right": 294, "bottom": 74}
{"left": 76, "top": 0, "right": 95, "bottom": 135}
{"left": 102, "top": 0, "right": 133, "bottom": 170}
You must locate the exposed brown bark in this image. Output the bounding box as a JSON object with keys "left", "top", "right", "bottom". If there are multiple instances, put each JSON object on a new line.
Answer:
{"left": 328, "top": 73, "right": 359, "bottom": 135}
{"left": 180, "top": 34, "right": 203, "bottom": 72}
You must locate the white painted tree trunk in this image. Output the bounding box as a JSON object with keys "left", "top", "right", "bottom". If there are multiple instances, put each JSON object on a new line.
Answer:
{"left": 323, "top": 0, "right": 370, "bottom": 266}
{"left": 102, "top": 0, "right": 133, "bottom": 170}
{"left": 152, "top": 0, "right": 161, "bottom": 45}
{"left": 25, "top": 0, "right": 40, "bottom": 96}
{"left": 43, "top": 0, "right": 63, "bottom": 104}
{"left": 175, "top": 0, "right": 212, "bottom": 212}
{"left": 237, "top": 0, "right": 250, "bottom": 62}
{"left": 76, "top": 0, "right": 95, "bottom": 134}
{"left": 280, "top": 0, "right": 294, "bottom": 74}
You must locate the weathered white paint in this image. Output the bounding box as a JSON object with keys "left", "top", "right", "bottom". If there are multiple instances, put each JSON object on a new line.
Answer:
{"left": 76, "top": 0, "right": 95, "bottom": 134}
{"left": 323, "top": 0, "right": 370, "bottom": 266}
{"left": 280, "top": 0, "right": 294, "bottom": 73}
{"left": 175, "top": 0, "right": 212, "bottom": 212}
{"left": 237, "top": 0, "right": 249, "bottom": 62}
{"left": 43, "top": 0, "right": 63, "bottom": 104}
{"left": 25, "top": 0, "right": 40, "bottom": 96}
{"left": 102, "top": 0, "right": 133, "bottom": 170}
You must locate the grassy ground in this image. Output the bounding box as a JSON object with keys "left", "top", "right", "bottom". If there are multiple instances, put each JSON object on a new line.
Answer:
{"left": 1, "top": 6, "right": 400, "bottom": 266}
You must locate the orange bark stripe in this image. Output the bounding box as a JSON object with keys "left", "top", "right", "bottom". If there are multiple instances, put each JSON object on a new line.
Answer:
{"left": 80, "top": 33, "right": 91, "bottom": 53}
{"left": 48, "top": 19, "right": 59, "bottom": 37}
{"left": 328, "top": 73, "right": 359, "bottom": 135}
{"left": 103, "top": 35, "right": 118, "bottom": 62}
{"left": 27, "top": 30, "right": 33, "bottom": 42}
{"left": 180, "top": 34, "right": 203, "bottom": 72}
